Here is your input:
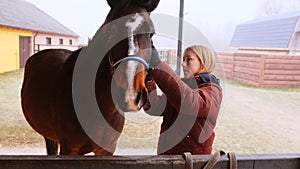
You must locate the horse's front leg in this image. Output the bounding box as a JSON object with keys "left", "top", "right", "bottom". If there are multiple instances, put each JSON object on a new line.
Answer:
{"left": 44, "top": 137, "right": 58, "bottom": 155}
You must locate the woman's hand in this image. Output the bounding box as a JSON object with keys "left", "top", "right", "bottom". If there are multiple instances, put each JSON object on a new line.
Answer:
{"left": 149, "top": 44, "right": 161, "bottom": 68}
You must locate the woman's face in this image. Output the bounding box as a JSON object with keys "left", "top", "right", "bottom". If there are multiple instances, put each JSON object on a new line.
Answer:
{"left": 182, "top": 49, "right": 202, "bottom": 78}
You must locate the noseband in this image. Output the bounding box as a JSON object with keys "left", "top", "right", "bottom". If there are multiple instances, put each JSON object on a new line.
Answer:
{"left": 109, "top": 54, "right": 150, "bottom": 74}
{"left": 113, "top": 55, "right": 149, "bottom": 69}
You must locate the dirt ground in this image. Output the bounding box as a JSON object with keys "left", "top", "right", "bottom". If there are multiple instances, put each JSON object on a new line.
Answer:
{"left": 0, "top": 70, "right": 300, "bottom": 155}
{"left": 214, "top": 79, "right": 300, "bottom": 154}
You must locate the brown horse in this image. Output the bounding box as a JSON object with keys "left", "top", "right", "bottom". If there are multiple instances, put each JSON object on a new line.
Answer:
{"left": 21, "top": 0, "right": 160, "bottom": 155}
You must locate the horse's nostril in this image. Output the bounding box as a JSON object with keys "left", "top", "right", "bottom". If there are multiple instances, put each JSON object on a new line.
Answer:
{"left": 135, "top": 88, "right": 148, "bottom": 110}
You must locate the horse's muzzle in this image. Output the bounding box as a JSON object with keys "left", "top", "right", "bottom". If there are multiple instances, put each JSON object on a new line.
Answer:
{"left": 114, "top": 87, "right": 148, "bottom": 112}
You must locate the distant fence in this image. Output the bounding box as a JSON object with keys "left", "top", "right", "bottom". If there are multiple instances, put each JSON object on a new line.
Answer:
{"left": 215, "top": 52, "right": 300, "bottom": 88}
{"left": 155, "top": 50, "right": 300, "bottom": 88}
{"left": 158, "top": 49, "right": 178, "bottom": 65}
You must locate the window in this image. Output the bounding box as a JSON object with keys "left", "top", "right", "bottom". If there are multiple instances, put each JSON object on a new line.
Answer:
{"left": 59, "top": 39, "right": 63, "bottom": 45}
{"left": 69, "top": 39, "right": 73, "bottom": 45}
{"left": 46, "top": 37, "right": 51, "bottom": 45}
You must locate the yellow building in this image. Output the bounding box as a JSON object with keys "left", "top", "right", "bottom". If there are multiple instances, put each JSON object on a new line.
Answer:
{"left": 0, "top": 27, "right": 32, "bottom": 73}
{"left": 0, "top": 0, "right": 79, "bottom": 73}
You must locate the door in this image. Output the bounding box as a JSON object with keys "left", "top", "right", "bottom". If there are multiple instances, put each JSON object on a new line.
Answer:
{"left": 19, "top": 36, "right": 31, "bottom": 68}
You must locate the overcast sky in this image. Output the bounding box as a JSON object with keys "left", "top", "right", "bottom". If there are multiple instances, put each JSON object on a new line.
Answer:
{"left": 25, "top": 0, "right": 300, "bottom": 51}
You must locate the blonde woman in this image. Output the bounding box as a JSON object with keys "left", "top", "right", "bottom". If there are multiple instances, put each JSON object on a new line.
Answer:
{"left": 144, "top": 45, "right": 222, "bottom": 155}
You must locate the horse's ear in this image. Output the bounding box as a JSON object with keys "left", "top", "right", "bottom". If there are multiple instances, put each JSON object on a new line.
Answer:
{"left": 134, "top": 0, "right": 160, "bottom": 12}
{"left": 107, "top": 0, "right": 119, "bottom": 8}
{"left": 145, "top": 0, "right": 160, "bottom": 12}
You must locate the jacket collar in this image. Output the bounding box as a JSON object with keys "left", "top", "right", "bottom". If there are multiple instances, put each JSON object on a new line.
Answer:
{"left": 182, "top": 74, "right": 220, "bottom": 89}
{"left": 195, "top": 74, "right": 220, "bottom": 85}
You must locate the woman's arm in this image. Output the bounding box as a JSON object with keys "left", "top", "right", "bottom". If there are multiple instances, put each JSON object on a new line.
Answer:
{"left": 143, "top": 80, "right": 167, "bottom": 116}
{"left": 151, "top": 62, "right": 222, "bottom": 119}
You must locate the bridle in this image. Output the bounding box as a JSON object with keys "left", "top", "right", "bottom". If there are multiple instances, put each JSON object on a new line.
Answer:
{"left": 104, "top": 10, "right": 153, "bottom": 110}
{"left": 106, "top": 33, "right": 151, "bottom": 110}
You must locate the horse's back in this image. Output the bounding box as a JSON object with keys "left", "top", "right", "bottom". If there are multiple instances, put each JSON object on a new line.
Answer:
{"left": 21, "top": 49, "right": 73, "bottom": 139}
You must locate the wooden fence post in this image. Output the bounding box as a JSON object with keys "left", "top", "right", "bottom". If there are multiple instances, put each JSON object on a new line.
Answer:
{"left": 232, "top": 53, "right": 236, "bottom": 80}
{"left": 259, "top": 54, "right": 266, "bottom": 87}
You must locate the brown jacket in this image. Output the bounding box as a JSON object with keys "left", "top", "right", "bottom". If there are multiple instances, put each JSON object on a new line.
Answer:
{"left": 144, "top": 62, "right": 222, "bottom": 155}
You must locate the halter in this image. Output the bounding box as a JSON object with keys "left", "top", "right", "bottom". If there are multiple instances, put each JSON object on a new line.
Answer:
{"left": 109, "top": 54, "right": 150, "bottom": 72}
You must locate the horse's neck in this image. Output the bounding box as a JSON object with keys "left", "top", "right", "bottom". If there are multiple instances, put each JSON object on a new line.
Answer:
{"left": 95, "top": 54, "right": 114, "bottom": 96}
{"left": 95, "top": 55, "right": 116, "bottom": 113}
{"left": 97, "top": 55, "right": 112, "bottom": 79}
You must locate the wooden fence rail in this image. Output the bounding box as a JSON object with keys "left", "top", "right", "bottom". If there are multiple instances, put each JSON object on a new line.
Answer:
{"left": 1, "top": 153, "right": 299, "bottom": 169}
{"left": 156, "top": 50, "right": 300, "bottom": 88}
{"left": 215, "top": 52, "right": 300, "bottom": 88}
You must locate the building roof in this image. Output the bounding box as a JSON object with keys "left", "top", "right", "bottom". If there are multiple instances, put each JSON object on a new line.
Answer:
{"left": 230, "top": 11, "right": 300, "bottom": 49}
{"left": 0, "top": 0, "right": 78, "bottom": 37}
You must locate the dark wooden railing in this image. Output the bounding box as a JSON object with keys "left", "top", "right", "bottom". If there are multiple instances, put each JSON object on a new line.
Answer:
{"left": 1, "top": 153, "right": 299, "bottom": 169}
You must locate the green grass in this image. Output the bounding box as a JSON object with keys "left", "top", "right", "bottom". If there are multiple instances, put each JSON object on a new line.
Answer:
{"left": 0, "top": 69, "right": 44, "bottom": 148}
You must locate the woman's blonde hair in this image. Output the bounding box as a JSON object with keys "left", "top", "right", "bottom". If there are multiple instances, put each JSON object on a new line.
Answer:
{"left": 183, "top": 45, "right": 216, "bottom": 74}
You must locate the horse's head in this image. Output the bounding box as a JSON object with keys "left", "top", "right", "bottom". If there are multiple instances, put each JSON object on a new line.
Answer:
{"left": 103, "top": 0, "right": 160, "bottom": 112}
